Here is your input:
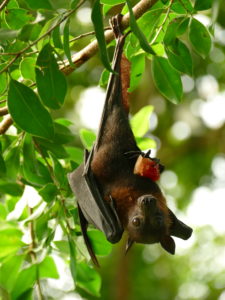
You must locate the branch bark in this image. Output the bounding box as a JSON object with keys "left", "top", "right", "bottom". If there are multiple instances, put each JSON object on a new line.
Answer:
{"left": 0, "top": 0, "right": 10, "bottom": 12}
{"left": 0, "top": 107, "right": 8, "bottom": 116}
{"left": 0, "top": 115, "right": 13, "bottom": 134}
{"left": 61, "top": 0, "right": 158, "bottom": 75}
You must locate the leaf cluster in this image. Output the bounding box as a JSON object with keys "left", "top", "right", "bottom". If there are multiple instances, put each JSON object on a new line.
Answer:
{"left": 0, "top": 0, "right": 215, "bottom": 298}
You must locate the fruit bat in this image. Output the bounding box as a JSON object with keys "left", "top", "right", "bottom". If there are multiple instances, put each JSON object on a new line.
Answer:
{"left": 68, "top": 15, "right": 192, "bottom": 266}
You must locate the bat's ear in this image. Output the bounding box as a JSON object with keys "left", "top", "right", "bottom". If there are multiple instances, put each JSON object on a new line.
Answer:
{"left": 125, "top": 238, "right": 134, "bottom": 254}
{"left": 169, "top": 209, "right": 193, "bottom": 240}
{"left": 160, "top": 235, "right": 175, "bottom": 254}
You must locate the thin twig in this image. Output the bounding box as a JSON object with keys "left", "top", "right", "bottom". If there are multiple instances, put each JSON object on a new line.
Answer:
{"left": 28, "top": 207, "right": 44, "bottom": 300}
{"left": 0, "top": 0, "right": 85, "bottom": 74}
{"left": 0, "top": 106, "right": 8, "bottom": 116}
{"left": 0, "top": 0, "right": 10, "bottom": 12}
{"left": 0, "top": 115, "right": 13, "bottom": 134}
{"left": 70, "top": 27, "right": 111, "bottom": 43}
{"left": 0, "top": 50, "right": 39, "bottom": 56}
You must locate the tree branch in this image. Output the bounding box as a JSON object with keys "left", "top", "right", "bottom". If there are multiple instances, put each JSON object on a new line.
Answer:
{"left": 0, "top": 106, "right": 8, "bottom": 116}
{"left": 0, "top": 115, "right": 13, "bottom": 134}
{"left": 61, "top": 0, "right": 159, "bottom": 75}
{"left": 0, "top": 0, "right": 10, "bottom": 12}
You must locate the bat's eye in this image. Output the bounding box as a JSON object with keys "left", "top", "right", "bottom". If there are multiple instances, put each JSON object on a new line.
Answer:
{"left": 132, "top": 217, "right": 141, "bottom": 227}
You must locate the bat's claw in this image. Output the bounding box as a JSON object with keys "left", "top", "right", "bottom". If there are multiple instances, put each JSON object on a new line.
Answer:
{"left": 110, "top": 14, "right": 124, "bottom": 39}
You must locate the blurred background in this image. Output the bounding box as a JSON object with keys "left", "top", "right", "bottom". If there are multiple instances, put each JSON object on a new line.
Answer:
{"left": 23, "top": 1, "right": 225, "bottom": 299}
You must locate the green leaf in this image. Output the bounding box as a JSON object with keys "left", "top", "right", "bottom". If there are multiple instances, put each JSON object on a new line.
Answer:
{"left": 166, "top": 39, "right": 193, "bottom": 75}
{"left": 24, "top": 0, "right": 52, "bottom": 9}
{"left": 177, "top": 18, "right": 190, "bottom": 36}
{"left": 7, "top": 0, "right": 19, "bottom": 8}
{"left": 4, "top": 146, "right": 20, "bottom": 180}
{"left": 11, "top": 264, "right": 36, "bottom": 299}
{"left": 152, "top": 56, "right": 183, "bottom": 104}
{"left": 49, "top": 153, "right": 67, "bottom": 188}
{"left": 189, "top": 18, "right": 212, "bottom": 58}
{"left": 171, "top": 0, "right": 194, "bottom": 14}
{"left": 99, "top": 68, "right": 110, "bottom": 88}
{"left": 0, "top": 73, "right": 7, "bottom": 94}
{"left": 0, "top": 203, "right": 7, "bottom": 220}
{"left": 5, "top": 8, "right": 34, "bottom": 30}
{"left": 129, "top": 54, "right": 145, "bottom": 92}
{"left": 0, "top": 28, "right": 19, "bottom": 40}
{"left": 77, "top": 262, "right": 101, "bottom": 297}
{"left": 0, "top": 254, "right": 24, "bottom": 292}
{"left": 63, "top": 19, "right": 73, "bottom": 66}
{"left": 39, "top": 256, "right": 59, "bottom": 279}
{"left": 39, "top": 183, "right": 58, "bottom": 203}
{"left": 68, "top": 236, "right": 77, "bottom": 284}
{"left": 22, "top": 135, "right": 52, "bottom": 186}
{"left": 52, "top": 26, "right": 63, "bottom": 49}
{"left": 138, "top": 9, "right": 163, "bottom": 44}
{"left": 91, "top": 0, "right": 114, "bottom": 72}
{"left": 18, "top": 23, "right": 42, "bottom": 42}
{"left": 36, "top": 138, "right": 68, "bottom": 158}
{"left": 135, "top": 137, "right": 156, "bottom": 150}
{"left": 0, "top": 224, "right": 24, "bottom": 258}
{"left": 71, "top": 0, "right": 79, "bottom": 9}
{"left": 101, "top": 0, "right": 125, "bottom": 4}
{"left": 87, "top": 230, "right": 112, "bottom": 256}
{"left": 37, "top": 18, "right": 57, "bottom": 50}
{"left": 0, "top": 153, "right": 6, "bottom": 177}
{"left": 8, "top": 80, "right": 54, "bottom": 139}
{"left": 126, "top": 0, "right": 155, "bottom": 54}
{"left": 36, "top": 43, "right": 67, "bottom": 109}
{"left": 54, "top": 240, "right": 70, "bottom": 254}
{"left": 0, "top": 181, "right": 24, "bottom": 196}
{"left": 20, "top": 57, "right": 36, "bottom": 81}
{"left": 66, "top": 147, "right": 84, "bottom": 164}
{"left": 131, "top": 105, "right": 153, "bottom": 137}
{"left": 195, "top": 0, "right": 212, "bottom": 10}
{"left": 164, "top": 18, "right": 185, "bottom": 45}
{"left": 79, "top": 129, "right": 96, "bottom": 150}
{"left": 53, "top": 122, "right": 74, "bottom": 144}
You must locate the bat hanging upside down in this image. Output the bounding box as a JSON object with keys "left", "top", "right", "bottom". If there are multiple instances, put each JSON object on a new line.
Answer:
{"left": 68, "top": 15, "right": 192, "bottom": 266}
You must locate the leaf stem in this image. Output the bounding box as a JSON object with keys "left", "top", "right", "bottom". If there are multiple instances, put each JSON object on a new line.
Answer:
{"left": 150, "top": 0, "right": 173, "bottom": 45}
{"left": 69, "top": 27, "right": 111, "bottom": 43}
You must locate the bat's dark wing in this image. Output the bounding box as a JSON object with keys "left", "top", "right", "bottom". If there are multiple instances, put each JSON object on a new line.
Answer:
{"left": 68, "top": 149, "right": 123, "bottom": 265}
{"left": 68, "top": 15, "right": 126, "bottom": 265}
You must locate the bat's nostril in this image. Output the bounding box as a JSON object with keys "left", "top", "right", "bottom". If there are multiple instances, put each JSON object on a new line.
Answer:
{"left": 141, "top": 196, "right": 156, "bottom": 207}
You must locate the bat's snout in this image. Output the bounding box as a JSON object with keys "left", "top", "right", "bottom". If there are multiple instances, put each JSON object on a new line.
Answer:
{"left": 138, "top": 195, "right": 157, "bottom": 211}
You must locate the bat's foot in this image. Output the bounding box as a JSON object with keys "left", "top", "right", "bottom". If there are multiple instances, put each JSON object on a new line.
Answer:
{"left": 110, "top": 14, "right": 124, "bottom": 39}
{"left": 124, "top": 150, "right": 165, "bottom": 173}
{"left": 124, "top": 150, "right": 152, "bottom": 159}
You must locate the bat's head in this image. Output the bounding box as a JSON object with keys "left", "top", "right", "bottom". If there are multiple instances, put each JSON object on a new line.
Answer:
{"left": 126, "top": 195, "right": 192, "bottom": 254}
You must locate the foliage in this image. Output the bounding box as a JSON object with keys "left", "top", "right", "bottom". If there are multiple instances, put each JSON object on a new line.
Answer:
{"left": 0, "top": 0, "right": 222, "bottom": 299}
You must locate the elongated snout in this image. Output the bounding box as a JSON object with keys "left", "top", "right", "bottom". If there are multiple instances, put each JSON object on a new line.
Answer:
{"left": 138, "top": 195, "right": 157, "bottom": 210}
